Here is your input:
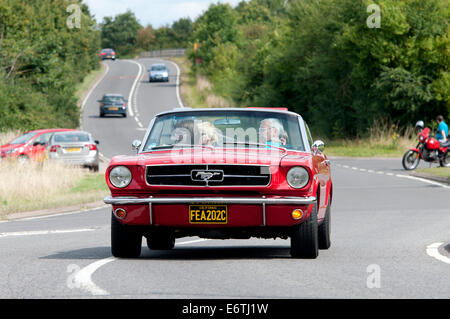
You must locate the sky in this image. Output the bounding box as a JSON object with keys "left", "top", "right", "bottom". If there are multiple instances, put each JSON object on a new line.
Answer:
{"left": 84, "top": 0, "right": 245, "bottom": 28}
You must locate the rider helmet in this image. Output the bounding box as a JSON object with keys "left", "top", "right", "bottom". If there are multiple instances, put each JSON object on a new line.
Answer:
{"left": 415, "top": 120, "right": 424, "bottom": 133}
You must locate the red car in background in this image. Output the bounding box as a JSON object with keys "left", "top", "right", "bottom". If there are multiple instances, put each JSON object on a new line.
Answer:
{"left": 0, "top": 128, "right": 75, "bottom": 163}
{"left": 99, "top": 48, "right": 116, "bottom": 61}
{"left": 104, "top": 108, "right": 333, "bottom": 259}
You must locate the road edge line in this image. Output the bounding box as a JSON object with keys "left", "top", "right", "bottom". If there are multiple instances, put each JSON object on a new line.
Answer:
{"left": 166, "top": 59, "right": 185, "bottom": 108}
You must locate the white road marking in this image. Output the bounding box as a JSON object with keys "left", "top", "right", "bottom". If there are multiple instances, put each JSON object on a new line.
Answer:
{"left": 73, "top": 238, "right": 210, "bottom": 296}
{"left": 0, "top": 227, "right": 99, "bottom": 238}
{"left": 396, "top": 174, "right": 450, "bottom": 189}
{"left": 426, "top": 242, "right": 450, "bottom": 265}
{"left": 177, "top": 239, "right": 209, "bottom": 245}
{"left": 123, "top": 60, "right": 143, "bottom": 118}
{"left": 338, "top": 162, "right": 450, "bottom": 189}
{"left": 166, "top": 60, "right": 185, "bottom": 108}
{"left": 73, "top": 257, "right": 116, "bottom": 296}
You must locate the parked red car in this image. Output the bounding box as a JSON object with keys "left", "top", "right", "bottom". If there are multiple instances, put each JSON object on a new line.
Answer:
{"left": 0, "top": 128, "right": 75, "bottom": 163}
{"left": 104, "top": 108, "right": 333, "bottom": 259}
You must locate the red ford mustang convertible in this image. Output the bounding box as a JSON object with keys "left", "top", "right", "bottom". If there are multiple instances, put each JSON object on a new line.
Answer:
{"left": 104, "top": 108, "right": 332, "bottom": 258}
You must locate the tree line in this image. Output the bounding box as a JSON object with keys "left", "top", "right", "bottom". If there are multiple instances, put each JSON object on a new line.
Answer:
{"left": 0, "top": 0, "right": 448, "bottom": 137}
{"left": 187, "top": 0, "right": 449, "bottom": 138}
{"left": 0, "top": 0, "right": 100, "bottom": 131}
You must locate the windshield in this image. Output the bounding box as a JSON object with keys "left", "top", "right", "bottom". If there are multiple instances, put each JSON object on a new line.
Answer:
{"left": 143, "top": 111, "right": 305, "bottom": 151}
{"left": 9, "top": 132, "right": 38, "bottom": 145}
{"left": 151, "top": 65, "right": 167, "bottom": 71}
{"left": 53, "top": 133, "right": 90, "bottom": 143}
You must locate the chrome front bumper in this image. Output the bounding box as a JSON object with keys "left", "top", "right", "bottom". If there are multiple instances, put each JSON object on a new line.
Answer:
{"left": 104, "top": 196, "right": 316, "bottom": 205}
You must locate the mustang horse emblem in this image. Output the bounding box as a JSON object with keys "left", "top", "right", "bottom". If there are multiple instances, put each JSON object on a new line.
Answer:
{"left": 195, "top": 171, "right": 221, "bottom": 181}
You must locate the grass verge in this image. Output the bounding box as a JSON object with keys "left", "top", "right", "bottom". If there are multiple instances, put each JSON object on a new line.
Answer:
{"left": 169, "top": 56, "right": 235, "bottom": 108}
{"left": 0, "top": 64, "right": 111, "bottom": 218}
{"left": 323, "top": 122, "right": 415, "bottom": 158}
{"left": 0, "top": 160, "right": 108, "bottom": 218}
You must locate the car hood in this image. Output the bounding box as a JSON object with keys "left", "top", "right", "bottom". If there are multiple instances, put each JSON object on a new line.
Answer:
{"left": 0, "top": 143, "right": 25, "bottom": 151}
{"left": 110, "top": 148, "right": 312, "bottom": 167}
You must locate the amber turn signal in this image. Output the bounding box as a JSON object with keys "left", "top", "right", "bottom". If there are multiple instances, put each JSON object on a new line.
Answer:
{"left": 291, "top": 209, "right": 303, "bottom": 220}
{"left": 114, "top": 208, "right": 127, "bottom": 220}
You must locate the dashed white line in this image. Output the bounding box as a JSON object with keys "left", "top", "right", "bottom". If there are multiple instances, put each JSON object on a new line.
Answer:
{"left": 426, "top": 242, "right": 450, "bottom": 265}
{"left": 123, "top": 60, "right": 143, "bottom": 118}
{"left": 337, "top": 163, "right": 450, "bottom": 189}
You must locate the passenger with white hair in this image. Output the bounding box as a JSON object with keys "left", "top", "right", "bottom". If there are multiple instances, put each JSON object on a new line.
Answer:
{"left": 259, "top": 118, "right": 285, "bottom": 147}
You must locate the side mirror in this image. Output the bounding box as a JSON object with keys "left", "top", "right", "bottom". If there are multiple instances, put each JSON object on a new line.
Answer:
{"left": 312, "top": 140, "right": 325, "bottom": 154}
{"left": 132, "top": 140, "right": 142, "bottom": 153}
{"left": 95, "top": 140, "right": 100, "bottom": 145}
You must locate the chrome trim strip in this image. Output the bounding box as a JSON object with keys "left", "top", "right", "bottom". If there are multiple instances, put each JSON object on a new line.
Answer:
{"left": 149, "top": 196, "right": 153, "bottom": 225}
{"left": 262, "top": 196, "right": 266, "bottom": 226}
{"left": 104, "top": 196, "right": 316, "bottom": 205}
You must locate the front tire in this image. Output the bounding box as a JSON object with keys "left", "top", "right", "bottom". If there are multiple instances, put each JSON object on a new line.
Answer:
{"left": 318, "top": 198, "right": 331, "bottom": 250}
{"left": 402, "top": 150, "right": 420, "bottom": 170}
{"left": 111, "top": 214, "right": 142, "bottom": 258}
{"left": 290, "top": 203, "right": 319, "bottom": 259}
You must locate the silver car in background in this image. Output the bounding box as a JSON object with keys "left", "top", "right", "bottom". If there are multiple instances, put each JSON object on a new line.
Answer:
{"left": 47, "top": 131, "right": 100, "bottom": 172}
{"left": 148, "top": 63, "right": 169, "bottom": 82}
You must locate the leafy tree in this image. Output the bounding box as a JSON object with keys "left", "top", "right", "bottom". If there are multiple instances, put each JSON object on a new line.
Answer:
{"left": 101, "top": 10, "right": 142, "bottom": 56}
{"left": 191, "top": 3, "right": 239, "bottom": 69}
{"left": 0, "top": 0, "right": 100, "bottom": 132}
{"left": 136, "top": 26, "right": 155, "bottom": 51}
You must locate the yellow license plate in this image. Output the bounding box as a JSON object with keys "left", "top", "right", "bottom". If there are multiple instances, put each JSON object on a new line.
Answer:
{"left": 66, "top": 148, "right": 81, "bottom": 152}
{"left": 109, "top": 107, "right": 119, "bottom": 111}
{"left": 189, "top": 205, "right": 227, "bottom": 224}
{"left": 107, "top": 56, "right": 111, "bottom": 58}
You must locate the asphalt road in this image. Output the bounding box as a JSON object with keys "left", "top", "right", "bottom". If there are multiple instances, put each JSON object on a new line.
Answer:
{"left": 0, "top": 59, "right": 449, "bottom": 299}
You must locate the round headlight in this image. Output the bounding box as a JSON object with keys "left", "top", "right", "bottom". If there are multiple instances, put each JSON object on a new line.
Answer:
{"left": 287, "top": 167, "right": 309, "bottom": 189}
{"left": 109, "top": 166, "right": 132, "bottom": 188}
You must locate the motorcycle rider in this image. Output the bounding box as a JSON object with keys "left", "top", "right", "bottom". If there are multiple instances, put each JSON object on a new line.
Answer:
{"left": 436, "top": 115, "right": 448, "bottom": 143}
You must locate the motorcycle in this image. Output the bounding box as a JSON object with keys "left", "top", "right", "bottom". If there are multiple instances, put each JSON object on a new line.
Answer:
{"left": 402, "top": 121, "right": 450, "bottom": 170}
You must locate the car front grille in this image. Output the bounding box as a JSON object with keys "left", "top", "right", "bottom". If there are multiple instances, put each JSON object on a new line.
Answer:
{"left": 146, "top": 164, "right": 271, "bottom": 187}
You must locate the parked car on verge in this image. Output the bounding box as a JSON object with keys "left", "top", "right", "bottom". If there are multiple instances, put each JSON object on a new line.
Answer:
{"left": 47, "top": 131, "right": 100, "bottom": 172}
{"left": 99, "top": 48, "right": 116, "bottom": 60}
{"left": 104, "top": 107, "right": 332, "bottom": 259}
{"left": 148, "top": 63, "right": 169, "bottom": 82}
{"left": 1, "top": 129, "right": 75, "bottom": 163}
{"left": 98, "top": 94, "right": 128, "bottom": 118}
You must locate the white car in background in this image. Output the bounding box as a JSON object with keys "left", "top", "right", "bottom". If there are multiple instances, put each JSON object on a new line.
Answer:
{"left": 148, "top": 63, "right": 169, "bottom": 82}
